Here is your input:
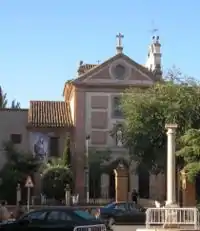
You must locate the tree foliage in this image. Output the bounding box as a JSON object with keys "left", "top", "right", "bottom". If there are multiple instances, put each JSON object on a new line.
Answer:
{"left": 89, "top": 149, "right": 111, "bottom": 198}
{"left": 0, "top": 141, "right": 40, "bottom": 203}
{"left": 41, "top": 157, "right": 72, "bottom": 199}
{"left": 62, "top": 136, "right": 71, "bottom": 167}
{"left": 122, "top": 68, "right": 200, "bottom": 173}
{"left": 0, "top": 87, "right": 8, "bottom": 108}
{"left": 0, "top": 86, "right": 20, "bottom": 108}
{"left": 176, "top": 129, "right": 200, "bottom": 182}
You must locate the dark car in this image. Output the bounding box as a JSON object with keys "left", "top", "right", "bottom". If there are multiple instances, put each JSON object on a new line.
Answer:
{"left": 98, "top": 202, "right": 146, "bottom": 227}
{"left": 0, "top": 207, "right": 106, "bottom": 230}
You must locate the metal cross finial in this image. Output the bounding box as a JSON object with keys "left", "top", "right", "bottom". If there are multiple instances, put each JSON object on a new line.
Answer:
{"left": 149, "top": 20, "right": 159, "bottom": 36}
{"left": 97, "top": 60, "right": 101, "bottom": 64}
{"left": 116, "top": 33, "right": 124, "bottom": 47}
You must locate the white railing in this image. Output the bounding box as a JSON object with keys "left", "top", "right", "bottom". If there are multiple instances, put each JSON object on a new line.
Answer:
{"left": 146, "top": 207, "right": 200, "bottom": 230}
{"left": 73, "top": 224, "right": 106, "bottom": 231}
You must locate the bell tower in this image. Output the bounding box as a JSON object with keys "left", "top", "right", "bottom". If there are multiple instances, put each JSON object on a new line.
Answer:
{"left": 146, "top": 35, "right": 162, "bottom": 79}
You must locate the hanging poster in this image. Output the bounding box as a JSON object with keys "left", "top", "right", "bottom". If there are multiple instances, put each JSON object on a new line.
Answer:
{"left": 29, "top": 132, "right": 49, "bottom": 161}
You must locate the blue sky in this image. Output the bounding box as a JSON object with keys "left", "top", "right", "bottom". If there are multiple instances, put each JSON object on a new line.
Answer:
{"left": 0, "top": 0, "right": 199, "bottom": 108}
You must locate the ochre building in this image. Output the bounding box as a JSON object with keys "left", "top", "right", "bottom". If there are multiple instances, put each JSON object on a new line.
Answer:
{"left": 0, "top": 35, "right": 166, "bottom": 202}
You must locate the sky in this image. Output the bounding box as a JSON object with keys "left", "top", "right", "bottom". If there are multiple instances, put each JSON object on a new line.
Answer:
{"left": 0, "top": 0, "right": 200, "bottom": 108}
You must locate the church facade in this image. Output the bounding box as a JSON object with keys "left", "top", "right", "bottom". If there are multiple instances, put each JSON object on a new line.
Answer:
{"left": 0, "top": 34, "right": 166, "bottom": 201}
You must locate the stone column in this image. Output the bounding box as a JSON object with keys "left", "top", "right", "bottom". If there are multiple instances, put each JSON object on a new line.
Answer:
{"left": 114, "top": 163, "right": 129, "bottom": 202}
{"left": 165, "top": 124, "right": 177, "bottom": 206}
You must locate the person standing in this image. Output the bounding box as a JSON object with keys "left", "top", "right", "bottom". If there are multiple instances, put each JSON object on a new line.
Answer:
{"left": 131, "top": 189, "right": 138, "bottom": 204}
{"left": 0, "top": 201, "right": 10, "bottom": 223}
{"left": 15, "top": 201, "right": 25, "bottom": 219}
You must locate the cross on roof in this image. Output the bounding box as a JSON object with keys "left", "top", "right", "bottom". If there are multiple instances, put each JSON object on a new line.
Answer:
{"left": 116, "top": 33, "right": 124, "bottom": 47}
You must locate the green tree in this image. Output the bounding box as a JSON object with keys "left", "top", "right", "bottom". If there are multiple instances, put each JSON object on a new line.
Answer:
{"left": 62, "top": 136, "right": 71, "bottom": 167}
{"left": 89, "top": 149, "right": 111, "bottom": 198}
{"left": 0, "top": 141, "right": 40, "bottom": 203}
{"left": 11, "top": 99, "right": 20, "bottom": 109}
{"left": 176, "top": 129, "right": 200, "bottom": 182}
{"left": 41, "top": 158, "right": 72, "bottom": 199}
{"left": 121, "top": 68, "right": 200, "bottom": 173}
{"left": 0, "top": 87, "right": 8, "bottom": 108}
{"left": 0, "top": 86, "right": 20, "bottom": 108}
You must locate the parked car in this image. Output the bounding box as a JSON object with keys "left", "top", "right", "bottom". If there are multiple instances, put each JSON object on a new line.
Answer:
{"left": 97, "top": 202, "right": 146, "bottom": 227}
{"left": 0, "top": 207, "right": 106, "bottom": 230}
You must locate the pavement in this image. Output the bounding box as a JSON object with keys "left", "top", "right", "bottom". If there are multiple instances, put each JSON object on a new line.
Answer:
{"left": 114, "top": 225, "right": 145, "bottom": 231}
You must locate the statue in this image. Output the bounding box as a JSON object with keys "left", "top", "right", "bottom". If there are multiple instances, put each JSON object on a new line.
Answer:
{"left": 34, "top": 136, "right": 47, "bottom": 161}
{"left": 118, "top": 160, "right": 124, "bottom": 169}
{"left": 116, "top": 126, "right": 123, "bottom": 147}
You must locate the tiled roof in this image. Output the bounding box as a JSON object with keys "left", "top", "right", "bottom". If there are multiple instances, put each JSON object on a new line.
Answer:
{"left": 28, "top": 101, "right": 72, "bottom": 128}
{"left": 78, "top": 64, "right": 98, "bottom": 75}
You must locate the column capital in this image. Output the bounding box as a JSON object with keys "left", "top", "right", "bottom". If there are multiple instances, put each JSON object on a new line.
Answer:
{"left": 165, "top": 124, "right": 178, "bottom": 134}
{"left": 165, "top": 124, "right": 178, "bottom": 129}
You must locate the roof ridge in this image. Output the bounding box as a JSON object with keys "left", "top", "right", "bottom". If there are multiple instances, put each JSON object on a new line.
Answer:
{"left": 30, "top": 100, "right": 67, "bottom": 103}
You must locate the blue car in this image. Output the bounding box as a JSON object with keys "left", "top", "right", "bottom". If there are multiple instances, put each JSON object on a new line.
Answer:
{"left": 97, "top": 202, "right": 146, "bottom": 228}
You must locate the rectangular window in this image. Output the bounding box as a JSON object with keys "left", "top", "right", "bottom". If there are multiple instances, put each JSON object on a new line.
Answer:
{"left": 10, "top": 134, "right": 22, "bottom": 144}
{"left": 112, "top": 96, "right": 123, "bottom": 118}
{"left": 49, "top": 137, "right": 59, "bottom": 157}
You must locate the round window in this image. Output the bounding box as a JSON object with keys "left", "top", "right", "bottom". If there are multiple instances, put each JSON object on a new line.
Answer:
{"left": 114, "top": 64, "right": 126, "bottom": 79}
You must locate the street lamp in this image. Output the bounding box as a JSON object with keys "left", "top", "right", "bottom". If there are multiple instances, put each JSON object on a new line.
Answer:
{"left": 85, "top": 135, "right": 90, "bottom": 203}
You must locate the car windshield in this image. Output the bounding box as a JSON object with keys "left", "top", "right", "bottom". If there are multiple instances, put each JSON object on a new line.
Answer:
{"left": 104, "top": 203, "right": 115, "bottom": 208}
{"left": 74, "top": 210, "right": 95, "bottom": 220}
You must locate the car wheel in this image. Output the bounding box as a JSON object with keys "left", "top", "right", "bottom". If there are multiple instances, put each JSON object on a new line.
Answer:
{"left": 108, "top": 217, "right": 115, "bottom": 227}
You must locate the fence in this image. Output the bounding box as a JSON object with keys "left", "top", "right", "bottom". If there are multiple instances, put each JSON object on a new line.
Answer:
{"left": 32, "top": 195, "right": 114, "bottom": 206}
{"left": 146, "top": 207, "right": 200, "bottom": 230}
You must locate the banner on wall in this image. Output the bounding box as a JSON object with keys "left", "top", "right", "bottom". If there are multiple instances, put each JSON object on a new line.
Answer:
{"left": 29, "top": 132, "right": 49, "bottom": 161}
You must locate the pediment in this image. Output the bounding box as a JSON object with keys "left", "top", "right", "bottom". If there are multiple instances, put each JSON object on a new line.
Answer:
{"left": 73, "top": 53, "right": 155, "bottom": 86}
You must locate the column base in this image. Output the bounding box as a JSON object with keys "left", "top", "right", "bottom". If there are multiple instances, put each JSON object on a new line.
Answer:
{"left": 165, "top": 202, "right": 179, "bottom": 207}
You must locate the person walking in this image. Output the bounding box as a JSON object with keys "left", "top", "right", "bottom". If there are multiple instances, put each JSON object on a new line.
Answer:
{"left": 131, "top": 189, "right": 139, "bottom": 204}
{"left": 15, "top": 201, "right": 25, "bottom": 219}
{"left": 0, "top": 201, "right": 10, "bottom": 223}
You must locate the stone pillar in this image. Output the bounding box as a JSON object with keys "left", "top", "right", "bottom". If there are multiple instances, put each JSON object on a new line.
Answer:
{"left": 181, "top": 170, "right": 196, "bottom": 206}
{"left": 101, "top": 173, "right": 109, "bottom": 198}
{"left": 16, "top": 183, "right": 21, "bottom": 205}
{"left": 114, "top": 163, "right": 128, "bottom": 202}
{"left": 165, "top": 123, "right": 177, "bottom": 206}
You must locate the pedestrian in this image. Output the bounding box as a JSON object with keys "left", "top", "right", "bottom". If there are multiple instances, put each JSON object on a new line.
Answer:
{"left": 131, "top": 189, "right": 138, "bottom": 204}
{"left": 0, "top": 201, "right": 10, "bottom": 223}
{"left": 15, "top": 201, "right": 25, "bottom": 219}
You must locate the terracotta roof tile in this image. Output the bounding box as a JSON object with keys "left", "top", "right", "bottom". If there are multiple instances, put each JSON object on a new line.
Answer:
{"left": 78, "top": 64, "right": 98, "bottom": 75}
{"left": 28, "top": 101, "right": 72, "bottom": 128}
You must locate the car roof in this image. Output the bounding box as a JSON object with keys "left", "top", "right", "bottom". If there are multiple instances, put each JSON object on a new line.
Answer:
{"left": 28, "top": 207, "right": 79, "bottom": 213}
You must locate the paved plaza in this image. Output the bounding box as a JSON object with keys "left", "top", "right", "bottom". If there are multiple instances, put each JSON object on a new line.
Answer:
{"left": 114, "top": 225, "right": 145, "bottom": 231}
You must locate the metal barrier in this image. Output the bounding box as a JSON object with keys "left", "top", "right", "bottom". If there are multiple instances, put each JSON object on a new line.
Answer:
{"left": 73, "top": 224, "right": 106, "bottom": 231}
{"left": 146, "top": 207, "right": 200, "bottom": 230}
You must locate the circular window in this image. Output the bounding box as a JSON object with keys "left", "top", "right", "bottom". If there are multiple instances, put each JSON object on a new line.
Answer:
{"left": 114, "top": 64, "right": 126, "bottom": 79}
